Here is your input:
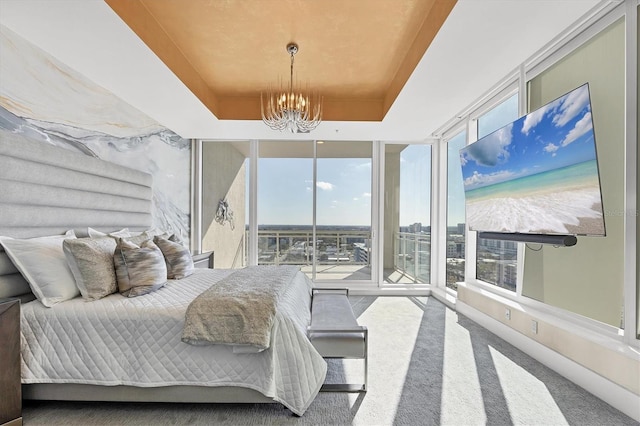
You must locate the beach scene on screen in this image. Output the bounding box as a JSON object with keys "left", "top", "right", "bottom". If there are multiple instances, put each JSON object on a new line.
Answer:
{"left": 459, "top": 84, "right": 605, "bottom": 236}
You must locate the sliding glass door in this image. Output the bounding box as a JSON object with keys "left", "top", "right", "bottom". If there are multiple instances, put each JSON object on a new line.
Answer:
{"left": 254, "top": 140, "right": 375, "bottom": 283}
{"left": 315, "top": 141, "right": 373, "bottom": 281}
{"left": 257, "top": 141, "right": 314, "bottom": 270}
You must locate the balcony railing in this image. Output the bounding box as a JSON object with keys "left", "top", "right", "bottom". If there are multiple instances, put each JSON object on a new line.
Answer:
{"left": 252, "top": 229, "right": 372, "bottom": 268}
{"left": 394, "top": 231, "right": 431, "bottom": 283}
{"left": 244, "top": 229, "right": 432, "bottom": 284}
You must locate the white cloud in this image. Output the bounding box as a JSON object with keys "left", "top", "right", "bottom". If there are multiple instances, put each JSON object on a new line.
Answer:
{"left": 466, "top": 123, "right": 513, "bottom": 166}
{"left": 464, "top": 169, "right": 515, "bottom": 189}
{"left": 362, "top": 192, "right": 371, "bottom": 198}
{"left": 521, "top": 106, "right": 548, "bottom": 135}
{"left": 353, "top": 197, "right": 359, "bottom": 201}
{"left": 553, "top": 85, "right": 590, "bottom": 128}
{"left": 543, "top": 143, "right": 559, "bottom": 153}
{"left": 561, "top": 112, "right": 593, "bottom": 147}
{"left": 316, "top": 181, "right": 335, "bottom": 191}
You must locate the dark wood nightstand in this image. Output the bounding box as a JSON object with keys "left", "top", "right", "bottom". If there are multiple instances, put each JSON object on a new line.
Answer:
{"left": 0, "top": 298, "right": 21, "bottom": 426}
{"left": 192, "top": 251, "right": 214, "bottom": 269}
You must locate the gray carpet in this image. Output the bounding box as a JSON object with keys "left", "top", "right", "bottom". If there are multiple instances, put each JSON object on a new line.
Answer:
{"left": 22, "top": 296, "right": 638, "bottom": 425}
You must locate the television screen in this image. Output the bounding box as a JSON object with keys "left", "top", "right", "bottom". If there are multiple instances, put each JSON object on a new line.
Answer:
{"left": 459, "top": 83, "right": 605, "bottom": 236}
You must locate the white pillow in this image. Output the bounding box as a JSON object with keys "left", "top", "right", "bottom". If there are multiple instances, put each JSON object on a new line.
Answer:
{"left": 88, "top": 227, "right": 131, "bottom": 238}
{"left": 0, "top": 230, "right": 79, "bottom": 307}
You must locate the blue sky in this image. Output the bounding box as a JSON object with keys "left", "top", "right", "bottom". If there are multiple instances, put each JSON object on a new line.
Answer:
{"left": 252, "top": 144, "right": 431, "bottom": 227}
{"left": 256, "top": 156, "right": 373, "bottom": 226}
{"left": 460, "top": 84, "right": 597, "bottom": 191}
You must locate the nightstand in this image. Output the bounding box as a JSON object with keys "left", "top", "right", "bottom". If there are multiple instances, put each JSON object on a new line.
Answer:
{"left": 0, "top": 298, "right": 21, "bottom": 426}
{"left": 192, "top": 251, "right": 214, "bottom": 269}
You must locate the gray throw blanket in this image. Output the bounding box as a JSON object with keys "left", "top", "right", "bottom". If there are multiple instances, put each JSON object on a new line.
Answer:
{"left": 182, "top": 265, "right": 301, "bottom": 350}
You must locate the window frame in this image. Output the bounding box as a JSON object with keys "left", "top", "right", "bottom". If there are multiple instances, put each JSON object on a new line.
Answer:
{"left": 437, "top": 82, "right": 525, "bottom": 300}
{"left": 441, "top": 127, "right": 468, "bottom": 295}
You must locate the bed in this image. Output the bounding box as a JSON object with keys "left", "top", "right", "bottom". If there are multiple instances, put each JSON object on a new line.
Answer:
{"left": 0, "top": 130, "right": 327, "bottom": 416}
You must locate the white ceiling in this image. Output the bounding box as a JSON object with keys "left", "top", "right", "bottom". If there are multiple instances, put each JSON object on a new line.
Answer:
{"left": 0, "top": 0, "right": 607, "bottom": 142}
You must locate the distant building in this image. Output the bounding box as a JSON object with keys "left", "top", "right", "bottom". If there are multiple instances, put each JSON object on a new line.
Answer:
{"left": 446, "top": 241, "right": 465, "bottom": 258}
{"left": 408, "top": 222, "right": 422, "bottom": 233}
{"left": 496, "top": 261, "right": 517, "bottom": 290}
{"left": 354, "top": 242, "right": 371, "bottom": 264}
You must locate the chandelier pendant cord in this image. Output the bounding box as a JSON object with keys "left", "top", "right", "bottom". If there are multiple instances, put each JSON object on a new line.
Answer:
{"left": 289, "top": 50, "right": 294, "bottom": 106}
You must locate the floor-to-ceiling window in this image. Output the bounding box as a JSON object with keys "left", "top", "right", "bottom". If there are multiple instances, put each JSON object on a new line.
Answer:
{"left": 475, "top": 93, "right": 519, "bottom": 290}
{"left": 383, "top": 143, "right": 432, "bottom": 284}
{"left": 446, "top": 131, "right": 467, "bottom": 290}
{"left": 256, "top": 141, "right": 314, "bottom": 273}
{"left": 253, "top": 140, "right": 374, "bottom": 282}
{"left": 316, "top": 141, "right": 373, "bottom": 281}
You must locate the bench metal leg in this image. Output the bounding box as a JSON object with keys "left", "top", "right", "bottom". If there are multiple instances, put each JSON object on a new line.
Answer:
{"left": 319, "top": 329, "right": 367, "bottom": 393}
{"left": 321, "top": 383, "right": 365, "bottom": 392}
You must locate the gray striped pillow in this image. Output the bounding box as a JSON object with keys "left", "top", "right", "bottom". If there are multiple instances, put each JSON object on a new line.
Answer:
{"left": 153, "top": 235, "right": 194, "bottom": 279}
{"left": 113, "top": 238, "right": 167, "bottom": 297}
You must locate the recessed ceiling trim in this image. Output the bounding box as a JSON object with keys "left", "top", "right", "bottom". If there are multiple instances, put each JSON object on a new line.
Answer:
{"left": 105, "top": 0, "right": 221, "bottom": 117}
{"left": 383, "top": 0, "right": 457, "bottom": 115}
{"left": 217, "top": 96, "right": 385, "bottom": 121}
{"left": 104, "top": 0, "right": 455, "bottom": 123}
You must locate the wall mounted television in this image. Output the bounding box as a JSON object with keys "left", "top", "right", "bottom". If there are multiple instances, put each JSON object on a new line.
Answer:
{"left": 459, "top": 83, "right": 605, "bottom": 245}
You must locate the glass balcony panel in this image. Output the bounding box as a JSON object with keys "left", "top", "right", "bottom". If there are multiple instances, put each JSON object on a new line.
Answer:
{"left": 382, "top": 143, "right": 431, "bottom": 284}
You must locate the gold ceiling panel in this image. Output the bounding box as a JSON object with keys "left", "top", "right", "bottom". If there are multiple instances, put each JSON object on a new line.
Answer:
{"left": 105, "top": 0, "right": 456, "bottom": 122}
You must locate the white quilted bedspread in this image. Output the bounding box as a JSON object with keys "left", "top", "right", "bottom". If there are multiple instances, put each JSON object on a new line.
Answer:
{"left": 20, "top": 268, "right": 327, "bottom": 415}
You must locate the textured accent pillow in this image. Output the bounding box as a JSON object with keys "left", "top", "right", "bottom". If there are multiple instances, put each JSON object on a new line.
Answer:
{"left": 0, "top": 230, "right": 78, "bottom": 307}
{"left": 113, "top": 238, "right": 167, "bottom": 297}
{"left": 153, "top": 235, "right": 194, "bottom": 279}
{"left": 63, "top": 237, "right": 117, "bottom": 301}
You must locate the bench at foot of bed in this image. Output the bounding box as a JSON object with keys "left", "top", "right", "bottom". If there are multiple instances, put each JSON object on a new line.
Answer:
{"left": 307, "top": 288, "right": 367, "bottom": 392}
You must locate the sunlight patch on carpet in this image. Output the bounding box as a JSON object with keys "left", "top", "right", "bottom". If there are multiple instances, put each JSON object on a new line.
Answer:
{"left": 350, "top": 296, "right": 425, "bottom": 425}
{"left": 441, "top": 308, "right": 487, "bottom": 424}
{"left": 489, "top": 345, "right": 569, "bottom": 425}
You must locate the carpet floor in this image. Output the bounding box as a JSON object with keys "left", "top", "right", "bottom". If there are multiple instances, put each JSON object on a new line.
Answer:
{"left": 22, "top": 296, "right": 638, "bottom": 425}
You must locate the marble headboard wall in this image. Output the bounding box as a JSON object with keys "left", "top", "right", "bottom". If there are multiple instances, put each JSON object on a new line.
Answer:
{"left": 0, "top": 24, "right": 190, "bottom": 244}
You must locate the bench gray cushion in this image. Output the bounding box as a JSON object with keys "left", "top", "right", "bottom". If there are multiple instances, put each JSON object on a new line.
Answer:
{"left": 309, "top": 293, "right": 365, "bottom": 358}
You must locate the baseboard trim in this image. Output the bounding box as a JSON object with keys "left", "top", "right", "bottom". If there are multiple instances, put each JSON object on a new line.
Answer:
{"left": 343, "top": 286, "right": 430, "bottom": 296}
{"left": 430, "top": 287, "right": 456, "bottom": 310}
{"left": 2, "top": 417, "right": 22, "bottom": 426}
{"left": 457, "top": 300, "right": 640, "bottom": 422}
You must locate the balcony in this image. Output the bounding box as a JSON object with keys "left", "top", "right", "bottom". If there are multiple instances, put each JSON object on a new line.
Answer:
{"left": 392, "top": 231, "right": 431, "bottom": 284}
{"left": 250, "top": 228, "right": 432, "bottom": 284}
{"left": 255, "top": 228, "right": 372, "bottom": 281}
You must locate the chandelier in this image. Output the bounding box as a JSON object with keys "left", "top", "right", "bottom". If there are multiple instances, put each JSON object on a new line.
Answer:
{"left": 261, "top": 43, "right": 322, "bottom": 133}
